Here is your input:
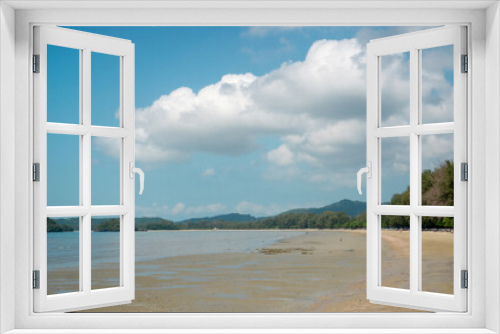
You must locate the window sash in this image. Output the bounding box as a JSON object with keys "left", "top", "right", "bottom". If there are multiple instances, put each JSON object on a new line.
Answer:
{"left": 366, "top": 26, "right": 468, "bottom": 312}
{"left": 33, "top": 25, "right": 136, "bottom": 313}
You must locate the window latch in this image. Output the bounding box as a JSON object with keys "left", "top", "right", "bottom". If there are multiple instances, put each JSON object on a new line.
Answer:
{"left": 129, "top": 161, "right": 145, "bottom": 195}
{"left": 357, "top": 162, "right": 372, "bottom": 195}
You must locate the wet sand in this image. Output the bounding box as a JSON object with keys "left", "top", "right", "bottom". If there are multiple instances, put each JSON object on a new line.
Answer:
{"left": 64, "top": 230, "right": 453, "bottom": 313}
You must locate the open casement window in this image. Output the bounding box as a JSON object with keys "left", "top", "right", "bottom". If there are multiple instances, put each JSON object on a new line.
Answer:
{"left": 365, "top": 26, "right": 467, "bottom": 312}
{"left": 33, "top": 26, "right": 139, "bottom": 312}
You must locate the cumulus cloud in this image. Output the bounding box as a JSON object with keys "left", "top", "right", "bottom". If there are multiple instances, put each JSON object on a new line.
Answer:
{"left": 267, "top": 145, "right": 294, "bottom": 166}
{"left": 185, "top": 203, "right": 226, "bottom": 216}
{"left": 422, "top": 133, "right": 454, "bottom": 170}
{"left": 134, "top": 72, "right": 293, "bottom": 163}
{"left": 101, "top": 33, "right": 452, "bottom": 190}
{"left": 171, "top": 202, "right": 185, "bottom": 215}
{"left": 421, "top": 45, "right": 454, "bottom": 124}
{"left": 134, "top": 38, "right": 367, "bottom": 167}
{"left": 136, "top": 202, "right": 226, "bottom": 219}
{"left": 381, "top": 136, "right": 410, "bottom": 176}
{"left": 135, "top": 202, "right": 169, "bottom": 218}
{"left": 202, "top": 168, "right": 216, "bottom": 177}
{"left": 234, "top": 201, "right": 294, "bottom": 217}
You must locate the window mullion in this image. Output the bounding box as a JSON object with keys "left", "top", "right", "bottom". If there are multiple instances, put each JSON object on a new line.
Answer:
{"left": 89, "top": 205, "right": 129, "bottom": 216}
{"left": 373, "top": 205, "right": 454, "bottom": 217}
{"left": 82, "top": 47, "right": 92, "bottom": 294}
{"left": 409, "top": 47, "right": 420, "bottom": 295}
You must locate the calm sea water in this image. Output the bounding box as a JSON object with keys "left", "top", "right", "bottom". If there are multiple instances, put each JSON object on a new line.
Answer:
{"left": 47, "top": 230, "right": 305, "bottom": 270}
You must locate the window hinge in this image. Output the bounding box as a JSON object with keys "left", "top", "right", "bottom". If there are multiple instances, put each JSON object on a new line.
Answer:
{"left": 33, "top": 163, "right": 40, "bottom": 182}
{"left": 461, "top": 54, "right": 468, "bottom": 73}
{"left": 33, "top": 54, "right": 40, "bottom": 73}
{"left": 32, "top": 270, "right": 40, "bottom": 289}
{"left": 461, "top": 270, "right": 468, "bottom": 289}
{"left": 461, "top": 162, "right": 468, "bottom": 181}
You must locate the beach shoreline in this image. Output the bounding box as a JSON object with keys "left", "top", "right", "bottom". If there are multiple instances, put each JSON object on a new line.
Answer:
{"left": 68, "top": 229, "right": 453, "bottom": 313}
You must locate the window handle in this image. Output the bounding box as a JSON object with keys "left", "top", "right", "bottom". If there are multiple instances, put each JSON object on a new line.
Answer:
{"left": 357, "top": 162, "right": 372, "bottom": 195}
{"left": 129, "top": 162, "right": 145, "bottom": 195}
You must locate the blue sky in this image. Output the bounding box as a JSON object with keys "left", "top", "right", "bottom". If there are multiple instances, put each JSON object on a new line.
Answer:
{"left": 46, "top": 26, "right": 453, "bottom": 220}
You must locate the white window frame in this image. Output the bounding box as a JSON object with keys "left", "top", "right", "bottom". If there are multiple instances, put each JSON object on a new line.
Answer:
{"left": 1, "top": 1, "right": 499, "bottom": 333}
{"left": 366, "top": 26, "right": 468, "bottom": 312}
{"left": 33, "top": 26, "right": 136, "bottom": 312}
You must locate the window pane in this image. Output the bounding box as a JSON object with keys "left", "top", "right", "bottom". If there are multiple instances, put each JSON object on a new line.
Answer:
{"left": 421, "top": 45, "right": 454, "bottom": 124}
{"left": 91, "top": 137, "right": 121, "bottom": 205}
{"left": 381, "top": 216, "right": 410, "bottom": 290}
{"left": 380, "top": 52, "right": 410, "bottom": 127}
{"left": 92, "top": 215, "right": 121, "bottom": 290}
{"left": 92, "top": 52, "right": 121, "bottom": 127}
{"left": 47, "top": 216, "right": 80, "bottom": 295}
{"left": 47, "top": 45, "right": 80, "bottom": 124}
{"left": 421, "top": 134, "right": 454, "bottom": 206}
{"left": 381, "top": 136, "right": 410, "bottom": 205}
{"left": 421, "top": 217, "right": 454, "bottom": 294}
{"left": 47, "top": 134, "right": 80, "bottom": 206}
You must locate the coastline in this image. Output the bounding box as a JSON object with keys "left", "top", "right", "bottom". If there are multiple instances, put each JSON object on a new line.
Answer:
{"left": 68, "top": 229, "right": 453, "bottom": 313}
{"left": 137, "top": 228, "right": 367, "bottom": 232}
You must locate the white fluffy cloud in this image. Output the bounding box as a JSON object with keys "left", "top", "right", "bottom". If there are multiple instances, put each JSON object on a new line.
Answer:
{"left": 171, "top": 202, "right": 185, "bottom": 215}
{"left": 234, "top": 201, "right": 296, "bottom": 217}
{"left": 185, "top": 203, "right": 226, "bottom": 216}
{"left": 106, "top": 35, "right": 452, "bottom": 190}
{"left": 135, "top": 202, "right": 169, "bottom": 217}
{"left": 169, "top": 202, "right": 226, "bottom": 217}
{"left": 267, "top": 145, "right": 294, "bottom": 166}
{"left": 134, "top": 38, "right": 367, "bottom": 168}
{"left": 202, "top": 168, "right": 216, "bottom": 177}
{"left": 136, "top": 202, "right": 226, "bottom": 219}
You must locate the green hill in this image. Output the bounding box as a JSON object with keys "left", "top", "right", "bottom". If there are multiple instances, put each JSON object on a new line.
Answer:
{"left": 93, "top": 218, "right": 120, "bottom": 232}
{"left": 54, "top": 217, "right": 169, "bottom": 231}
{"left": 47, "top": 218, "right": 74, "bottom": 232}
{"left": 282, "top": 199, "right": 366, "bottom": 217}
{"left": 178, "top": 213, "right": 256, "bottom": 224}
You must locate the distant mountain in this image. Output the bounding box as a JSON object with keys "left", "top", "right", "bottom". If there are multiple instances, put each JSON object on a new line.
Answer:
{"left": 135, "top": 217, "right": 171, "bottom": 229}
{"left": 94, "top": 218, "right": 120, "bottom": 232}
{"left": 53, "top": 218, "right": 111, "bottom": 231}
{"left": 53, "top": 200, "right": 365, "bottom": 230}
{"left": 178, "top": 200, "right": 366, "bottom": 224}
{"left": 47, "top": 217, "right": 74, "bottom": 232}
{"left": 178, "top": 213, "right": 257, "bottom": 224}
{"left": 54, "top": 217, "right": 168, "bottom": 231}
{"left": 282, "top": 199, "right": 366, "bottom": 218}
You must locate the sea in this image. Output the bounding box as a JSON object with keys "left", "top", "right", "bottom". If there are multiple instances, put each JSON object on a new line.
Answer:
{"left": 47, "top": 230, "right": 306, "bottom": 271}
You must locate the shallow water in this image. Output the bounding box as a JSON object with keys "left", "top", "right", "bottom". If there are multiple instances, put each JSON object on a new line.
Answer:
{"left": 48, "top": 230, "right": 305, "bottom": 270}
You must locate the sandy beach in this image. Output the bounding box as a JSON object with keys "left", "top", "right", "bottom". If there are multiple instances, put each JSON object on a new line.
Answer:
{"left": 56, "top": 229, "right": 455, "bottom": 313}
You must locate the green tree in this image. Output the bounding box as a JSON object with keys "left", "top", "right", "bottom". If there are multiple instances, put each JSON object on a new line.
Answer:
{"left": 47, "top": 218, "right": 74, "bottom": 232}
{"left": 94, "top": 219, "right": 120, "bottom": 232}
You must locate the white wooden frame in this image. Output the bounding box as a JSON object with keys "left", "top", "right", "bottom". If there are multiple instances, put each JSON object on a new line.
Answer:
{"left": 1, "top": 1, "right": 499, "bottom": 333}
{"left": 366, "top": 26, "right": 467, "bottom": 312}
{"left": 33, "top": 26, "right": 136, "bottom": 312}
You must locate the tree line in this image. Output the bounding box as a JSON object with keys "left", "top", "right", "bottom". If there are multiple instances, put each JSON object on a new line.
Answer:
{"left": 381, "top": 160, "right": 454, "bottom": 230}
{"left": 138, "top": 211, "right": 364, "bottom": 231}
{"left": 47, "top": 217, "right": 74, "bottom": 232}
{"left": 48, "top": 160, "right": 454, "bottom": 232}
